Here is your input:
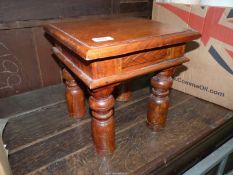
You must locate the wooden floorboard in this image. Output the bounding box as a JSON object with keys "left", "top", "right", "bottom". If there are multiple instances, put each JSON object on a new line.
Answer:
{"left": 3, "top": 83, "right": 184, "bottom": 152}
{"left": 27, "top": 98, "right": 232, "bottom": 175}
{"left": 0, "top": 84, "right": 65, "bottom": 119}
{"left": 7, "top": 89, "right": 190, "bottom": 175}
{"left": 144, "top": 118, "right": 233, "bottom": 175}
{"left": 1, "top": 84, "right": 232, "bottom": 175}
{"left": 4, "top": 87, "right": 151, "bottom": 152}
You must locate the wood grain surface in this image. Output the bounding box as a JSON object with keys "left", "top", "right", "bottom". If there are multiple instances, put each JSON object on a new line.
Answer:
{"left": 2, "top": 85, "right": 232, "bottom": 175}
{"left": 45, "top": 17, "right": 200, "bottom": 60}
{"left": 62, "top": 69, "right": 86, "bottom": 119}
{"left": 0, "top": 84, "right": 65, "bottom": 119}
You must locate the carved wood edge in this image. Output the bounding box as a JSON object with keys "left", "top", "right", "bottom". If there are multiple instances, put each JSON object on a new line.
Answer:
{"left": 52, "top": 47, "right": 189, "bottom": 89}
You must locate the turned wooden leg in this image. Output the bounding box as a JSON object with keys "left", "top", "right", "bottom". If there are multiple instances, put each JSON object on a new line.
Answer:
{"left": 116, "top": 81, "right": 132, "bottom": 102}
{"left": 147, "top": 67, "right": 175, "bottom": 131}
{"left": 89, "top": 86, "right": 115, "bottom": 155}
{"left": 63, "top": 69, "right": 86, "bottom": 119}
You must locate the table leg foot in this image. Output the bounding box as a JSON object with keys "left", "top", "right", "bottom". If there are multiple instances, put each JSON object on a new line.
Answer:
{"left": 89, "top": 86, "right": 115, "bottom": 155}
{"left": 63, "top": 69, "right": 86, "bottom": 119}
{"left": 147, "top": 67, "right": 175, "bottom": 132}
{"left": 116, "top": 81, "right": 132, "bottom": 102}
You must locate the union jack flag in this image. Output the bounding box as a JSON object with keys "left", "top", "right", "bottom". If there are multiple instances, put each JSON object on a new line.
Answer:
{"left": 157, "top": 3, "right": 233, "bottom": 75}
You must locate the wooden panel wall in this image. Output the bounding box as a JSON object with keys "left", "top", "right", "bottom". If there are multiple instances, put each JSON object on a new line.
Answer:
{"left": 0, "top": 0, "right": 112, "bottom": 23}
{"left": 0, "top": 0, "right": 152, "bottom": 98}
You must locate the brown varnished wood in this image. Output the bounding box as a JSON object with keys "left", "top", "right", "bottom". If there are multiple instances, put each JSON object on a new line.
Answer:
{"left": 44, "top": 17, "right": 200, "bottom": 60}
{"left": 60, "top": 45, "right": 93, "bottom": 78}
{"left": 89, "top": 85, "right": 116, "bottom": 154}
{"left": 147, "top": 67, "right": 175, "bottom": 131}
{"left": 121, "top": 44, "right": 185, "bottom": 72}
{"left": 170, "top": 44, "right": 186, "bottom": 58}
{"left": 116, "top": 81, "right": 132, "bottom": 102}
{"left": 44, "top": 17, "right": 201, "bottom": 154}
{"left": 52, "top": 47, "right": 189, "bottom": 89}
{"left": 91, "top": 58, "right": 121, "bottom": 79}
{"left": 122, "top": 48, "right": 169, "bottom": 70}
{"left": 62, "top": 69, "right": 86, "bottom": 119}
{"left": 52, "top": 43, "right": 187, "bottom": 89}
{"left": 117, "top": 44, "right": 184, "bottom": 102}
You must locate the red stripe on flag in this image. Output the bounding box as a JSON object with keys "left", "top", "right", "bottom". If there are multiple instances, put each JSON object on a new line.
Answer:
{"left": 226, "top": 49, "right": 233, "bottom": 59}
{"left": 201, "top": 7, "right": 233, "bottom": 46}
{"left": 158, "top": 3, "right": 204, "bottom": 33}
{"left": 158, "top": 3, "right": 190, "bottom": 24}
{"left": 158, "top": 4, "right": 233, "bottom": 46}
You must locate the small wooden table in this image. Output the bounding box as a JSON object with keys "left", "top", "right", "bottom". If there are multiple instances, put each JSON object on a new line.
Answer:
{"left": 44, "top": 17, "right": 200, "bottom": 155}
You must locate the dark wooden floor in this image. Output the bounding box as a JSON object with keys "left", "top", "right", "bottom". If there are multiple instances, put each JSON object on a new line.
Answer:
{"left": 0, "top": 84, "right": 233, "bottom": 175}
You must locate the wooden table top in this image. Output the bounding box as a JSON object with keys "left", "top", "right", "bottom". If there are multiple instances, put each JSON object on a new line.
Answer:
{"left": 44, "top": 17, "right": 200, "bottom": 60}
